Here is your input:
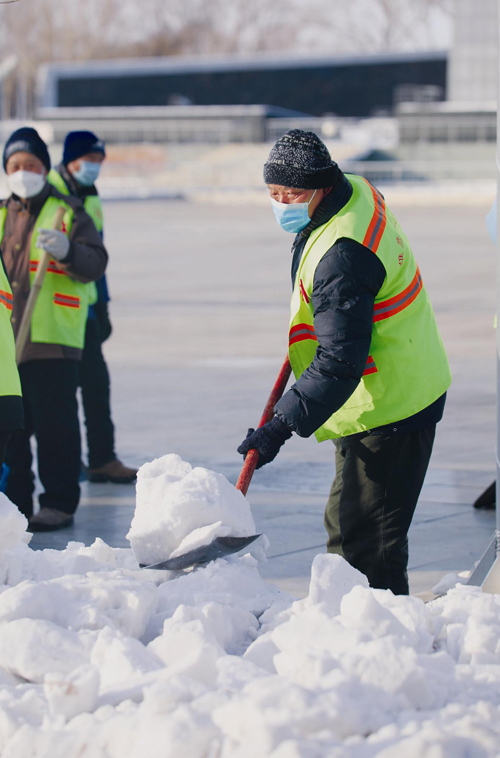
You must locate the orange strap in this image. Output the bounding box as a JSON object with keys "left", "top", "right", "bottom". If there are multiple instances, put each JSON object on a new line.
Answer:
{"left": 53, "top": 292, "right": 80, "bottom": 309}
{"left": 0, "top": 290, "right": 13, "bottom": 311}
{"left": 289, "top": 323, "right": 317, "bottom": 347}
{"left": 363, "top": 180, "right": 387, "bottom": 254}
{"left": 373, "top": 268, "right": 422, "bottom": 323}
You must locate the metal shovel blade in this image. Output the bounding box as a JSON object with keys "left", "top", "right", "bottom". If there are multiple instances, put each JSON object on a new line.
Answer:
{"left": 140, "top": 534, "right": 262, "bottom": 571}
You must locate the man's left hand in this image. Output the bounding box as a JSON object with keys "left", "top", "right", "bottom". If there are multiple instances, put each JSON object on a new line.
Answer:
{"left": 36, "top": 228, "right": 70, "bottom": 261}
{"left": 237, "top": 416, "right": 292, "bottom": 470}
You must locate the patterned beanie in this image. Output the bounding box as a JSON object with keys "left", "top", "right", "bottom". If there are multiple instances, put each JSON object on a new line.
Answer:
{"left": 263, "top": 129, "right": 339, "bottom": 189}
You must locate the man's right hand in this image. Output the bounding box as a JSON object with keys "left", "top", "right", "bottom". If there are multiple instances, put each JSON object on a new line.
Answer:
{"left": 237, "top": 416, "right": 292, "bottom": 470}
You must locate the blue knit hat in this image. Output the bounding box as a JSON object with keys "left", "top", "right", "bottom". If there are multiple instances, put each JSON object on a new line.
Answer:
{"left": 63, "top": 131, "right": 106, "bottom": 165}
{"left": 3, "top": 127, "right": 51, "bottom": 172}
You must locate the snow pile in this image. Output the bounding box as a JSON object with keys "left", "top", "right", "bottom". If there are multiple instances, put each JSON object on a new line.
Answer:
{"left": 0, "top": 471, "right": 498, "bottom": 755}
{"left": 0, "top": 493, "right": 30, "bottom": 559}
{"left": 127, "top": 454, "right": 257, "bottom": 566}
{"left": 432, "top": 570, "right": 469, "bottom": 596}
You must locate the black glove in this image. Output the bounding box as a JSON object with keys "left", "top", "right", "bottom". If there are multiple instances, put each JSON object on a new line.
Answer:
{"left": 237, "top": 416, "right": 292, "bottom": 470}
{"left": 93, "top": 301, "right": 112, "bottom": 343}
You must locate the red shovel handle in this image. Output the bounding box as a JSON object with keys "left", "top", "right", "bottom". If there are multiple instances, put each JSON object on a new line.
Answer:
{"left": 236, "top": 356, "right": 292, "bottom": 496}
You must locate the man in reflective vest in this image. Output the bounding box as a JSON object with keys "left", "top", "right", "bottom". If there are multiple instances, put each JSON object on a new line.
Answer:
{"left": 238, "top": 130, "right": 451, "bottom": 595}
{"left": 0, "top": 259, "right": 24, "bottom": 473}
{"left": 49, "top": 131, "right": 137, "bottom": 485}
{"left": 0, "top": 127, "right": 108, "bottom": 531}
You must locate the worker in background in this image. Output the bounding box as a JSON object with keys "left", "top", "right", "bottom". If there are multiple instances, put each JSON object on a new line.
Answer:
{"left": 0, "top": 255, "right": 24, "bottom": 476}
{"left": 1, "top": 127, "right": 108, "bottom": 531}
{"left": 49, "top": 131, "right": 137, "bottom": 484}
{"left": 238, "top": 130, "right": 452, "bottom": 595}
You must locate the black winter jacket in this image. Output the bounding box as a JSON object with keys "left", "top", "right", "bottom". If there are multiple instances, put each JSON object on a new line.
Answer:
{"left": 274, "top": 173, "right": 445, "bottom": 438}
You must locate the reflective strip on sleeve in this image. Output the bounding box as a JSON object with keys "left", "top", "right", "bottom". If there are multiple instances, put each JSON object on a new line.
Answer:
{"left": 289, "top": 323, "right": 317, "bottom": 347}
{"left": 54, "top": 292, "right": 80, "bottom": 309}
{"left": 0, "top": 290, "right": 13, "bottom": 311}
{"left": 373, "top": 267, "right": 423, "bottom": 323}
{"left": 363, "top": 181, "right": 387, "bottom": 254}
{"left": 362, "top": 355, "right": 378, "bottom": 376}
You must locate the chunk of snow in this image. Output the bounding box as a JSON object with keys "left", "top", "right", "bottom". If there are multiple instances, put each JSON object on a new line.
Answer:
{"left": 44, "top": 665, "right": 100, "bottom": 720}
{"left": 432, "top": 571, "right": 470, "bottom": 596}
{"left": 127, "top": 454, "right": 256, "bottom": 566}
{"left": 0, "top": 618, "right": 89, "bottom": 682}
{"left": 0, "top": 572, "right": 157, "bottom": 638}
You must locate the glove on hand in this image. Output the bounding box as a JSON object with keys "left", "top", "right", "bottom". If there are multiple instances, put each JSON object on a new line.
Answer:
{"left": 237, "top": 416, "right": 292, "bottom": 470}
{"left": 93, "top": 301, "right": 112, "bottom": 343}
{"left": 36, "top": 228, "right": 70, "bottom": 261}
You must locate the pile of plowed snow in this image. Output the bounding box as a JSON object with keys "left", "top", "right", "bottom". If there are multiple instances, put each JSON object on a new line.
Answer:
{"left": 127, "top": 454, "right": 257, "bottom": 566}
{"left": 0, "top": 455, "right": 498, "bottom": 758}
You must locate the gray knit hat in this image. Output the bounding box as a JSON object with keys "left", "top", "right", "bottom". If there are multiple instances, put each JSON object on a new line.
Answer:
{"left": 263, "top": 129, "right": 339, "bottom": 189}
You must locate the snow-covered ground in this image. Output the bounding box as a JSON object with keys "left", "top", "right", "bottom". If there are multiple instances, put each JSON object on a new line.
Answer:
{"left": 0, "top": 456, "right": 498, "bottom": 757}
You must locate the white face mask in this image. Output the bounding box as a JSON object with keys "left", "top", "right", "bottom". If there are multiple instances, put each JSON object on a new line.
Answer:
{"left": 7, "top": 170, "right": 46, "bottom": 199}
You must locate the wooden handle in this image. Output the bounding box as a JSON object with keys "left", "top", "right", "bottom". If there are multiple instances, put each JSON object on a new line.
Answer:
{"left": 15, "top": 206, "right": 67, "bottom": 364}
{"left": 236, "top": 355, "right": 292, "bottom": 496}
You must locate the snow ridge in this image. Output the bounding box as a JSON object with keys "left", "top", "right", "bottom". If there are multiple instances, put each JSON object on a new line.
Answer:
{"left": 0, "top": 470, "right": 497, "bottom": 756}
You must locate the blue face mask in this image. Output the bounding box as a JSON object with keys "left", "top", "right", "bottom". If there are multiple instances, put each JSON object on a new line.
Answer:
{"left": 270, "top": 190, "right": 317, "bottom": 233}
{"left": 72, "top": 161, "right": 101, "bottom": 187}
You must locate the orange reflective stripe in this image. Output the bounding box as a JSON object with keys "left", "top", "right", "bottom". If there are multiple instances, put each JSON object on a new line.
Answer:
{"left": 299, "top": 279, "right": 310, "bottom": 304}
{"left": 30, "top": 260, "right": 67, "bottom": 275}
{"left": 0, "top": 290, "right": 13, "bottom": 311}
{"left": 289, "top": 323, "right": 317, "bottom": 347}
{"left": 47, "top": 263, "right": 67, "bottom": 275}
{"left": 54, "top": 292, "right": 80, "bottom": 309}
{"left": 363, "top": 180, "right": 387, "bottom": 254}
{"left": 373, "top": 267, "right": 422, "bottom": 323}
{"left": 363, "top": 355, "right": 377, "bottom": 376}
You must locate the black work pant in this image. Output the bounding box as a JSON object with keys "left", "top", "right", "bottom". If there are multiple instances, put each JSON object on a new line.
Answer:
{"left": 0, "top": 431, "right": 11, "bottom": 472}
{"left": 79, "top": 318, "right": 115, "bottom": 469}
{"left": 324, "top": 427, "right": 436, "bottom": 595}
{"left": 5, "top": 360, "right": 81, "bottom": 517}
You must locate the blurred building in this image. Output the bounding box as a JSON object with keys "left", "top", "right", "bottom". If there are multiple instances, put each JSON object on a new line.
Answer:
{"left": 37, "top": 51, "right": 447, "bottom": 119}
{"left": 397, "top": 0, "right": 497, "bottom": 144}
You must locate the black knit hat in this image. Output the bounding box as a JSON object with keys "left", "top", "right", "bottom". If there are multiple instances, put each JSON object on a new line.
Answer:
{"left": 263, "top": 129, "right": 339, "bottom": 189}
{"left": 63, "top": 131, "right": 106, "bottom": 165}
{"left": 3, "top": 127, "right": 51, "bottom": 172}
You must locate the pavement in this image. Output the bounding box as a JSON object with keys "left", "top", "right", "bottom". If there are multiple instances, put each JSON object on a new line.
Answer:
{"left": 29, "top": 195, "right": 497, "bottom": 597}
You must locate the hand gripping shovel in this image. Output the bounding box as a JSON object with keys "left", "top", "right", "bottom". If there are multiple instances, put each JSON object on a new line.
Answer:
{"left": 15, "top": 206, "right": 67, "bottom": 363}
{"left": 141, "top": 356, "right": 292, "bottom": 571}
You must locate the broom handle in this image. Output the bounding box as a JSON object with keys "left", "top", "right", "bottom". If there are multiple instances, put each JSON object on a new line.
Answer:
{"left": 236, "top": 355, "right": 292, "bottom": 496}
{"left": 15, "top": 206, "right": 66, "bottom": 364}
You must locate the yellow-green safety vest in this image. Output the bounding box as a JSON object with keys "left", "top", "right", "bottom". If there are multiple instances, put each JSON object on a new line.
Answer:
{"left": 48, "top": 169, "right": 104, "bottom": 233}
{"left": 289, "top": 174, "right": 452, "bottom": 440}
{"left": 0, "top": 197, "right": 96, "bottom": 350}
{"left": 0, "top": 262, "right": 22, "bottom": 397}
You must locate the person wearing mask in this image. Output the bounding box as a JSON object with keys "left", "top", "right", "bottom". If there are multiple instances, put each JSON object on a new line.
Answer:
{"left": 49, "top": 131, "right": 137, "bottom": 484}
{"left": 1, "top": 127, "right": 108, "bottom": 531}
{"left": 238, "top": 130, "right": 451, "bottom": 595}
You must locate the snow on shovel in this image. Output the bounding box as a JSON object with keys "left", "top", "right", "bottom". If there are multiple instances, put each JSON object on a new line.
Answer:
{"left": 141, "top": 356, "right": 292, "bottom": 571}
